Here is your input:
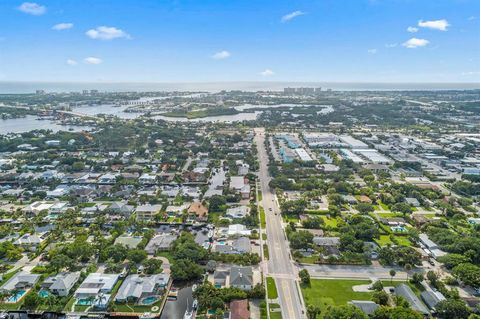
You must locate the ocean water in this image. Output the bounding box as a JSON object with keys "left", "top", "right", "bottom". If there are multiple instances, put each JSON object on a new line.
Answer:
{"left": 0, "top": 81, "right": 479, "bottom": 94}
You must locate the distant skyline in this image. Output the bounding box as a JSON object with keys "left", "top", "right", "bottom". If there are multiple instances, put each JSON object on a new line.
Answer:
{"left": 0, "top": 0, "right": 479, "bottom": 83}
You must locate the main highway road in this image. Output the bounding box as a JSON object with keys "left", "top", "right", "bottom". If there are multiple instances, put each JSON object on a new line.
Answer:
{"left": 254, "top": 128, "right": 306, "bottom": 319}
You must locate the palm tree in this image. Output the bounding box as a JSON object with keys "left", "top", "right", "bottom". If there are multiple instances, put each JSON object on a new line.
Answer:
{"left": 86, "top": 295, "right": 96, "bottom": 308}
{"left": 97, "top": 293, "right": 107, "bottom": 309}
{"left": 10, "top": 289, "right": 20, "bottom": 303}
{"left": 389, "top": 269, "right": 396, "bottom": 284}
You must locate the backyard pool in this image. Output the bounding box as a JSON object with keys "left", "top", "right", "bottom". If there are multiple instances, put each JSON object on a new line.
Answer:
{"left": 77, "top": 298, "right": 93, "bottom": 305}
{"left": 391, "top": 226, "right": 407, "bottom": 232}
{"left": 7, "top": 290, "right": 26, "bottom": 303}
{"left": 141, "top": 296, "right": 159, "bottom": 305}
{"left": 38, "top": 290, "right": 49, "bottom": 298}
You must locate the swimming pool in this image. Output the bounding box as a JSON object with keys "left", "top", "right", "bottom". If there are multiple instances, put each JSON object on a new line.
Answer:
{"left": 391, "top": 226, "right": 407, "bottom": 232}
{"left": 7, "top": 290, "right": 26, "bottom": 303}
{"left": 141, "top": 296, "right": 158, "bottom": 305}
{"left": 38, "top": 290, "right": 49, "bottom": 298}
{"left": 77, "top": 298, "right": 93, "bottom": 305}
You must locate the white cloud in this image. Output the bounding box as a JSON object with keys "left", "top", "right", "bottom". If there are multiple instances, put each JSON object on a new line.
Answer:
{"left": 18, "top": 2, "right": 46, "bottom": 15}
{"left": 461, "top": 71, "right": 480, "bottom": 76}
{"left": 211, "top": 50, "right": 231, "bottom": 60}
{"left": 83, "top": 57, "right": 103, "bottom": 65}
{"left": 86, "top": 26, "right": 130, "bottom": 40}
{"left": 402, "top": 38, "right": 429, "bottom": 48}
{"left": 281, "top": 10, "right": 305, "bottom": 23}
{"left": 66, "top": 59, "right": 78, "bottom": 66}
{"left": 385, "top": 43, "right": 398, "bottom": 48}
{"left": 468, "top": 16, "right": 476, "bottom": 21}
{"left": 407, "top": 26, "right": 418, "bottom": 33}
{"left": 418, "top": 19, "right": 450, "bottom": 31}
{"left": 260, "top": 69, "right": 274, "bottom": 76}
{"left": 367, "top": 48, "right": 377, "bottom": 54}
{"left": 52, "top": 23, "right": 73, "bottom": 31}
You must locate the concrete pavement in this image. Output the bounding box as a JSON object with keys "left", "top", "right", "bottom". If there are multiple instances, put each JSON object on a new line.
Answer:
{"left": 254, "top": 128, "right": 306, "bottom": 319}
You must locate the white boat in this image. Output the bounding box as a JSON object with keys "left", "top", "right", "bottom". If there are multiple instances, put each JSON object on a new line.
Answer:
{"left": 192, "top": 299, "right": 198, "bottom": 310}
{"left": 139, "top": 312, "right": 155, "bottom": 319}
{"left": 207, "top": 229, "right": 214, "bottom": 238}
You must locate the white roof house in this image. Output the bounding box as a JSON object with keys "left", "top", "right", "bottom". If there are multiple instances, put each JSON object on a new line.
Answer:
{"left": 230, "top": 176, "right": 247, "bottom": 191}
{"left": 115, "top": 274, "right": 170, "bottom": 302}
{"left": 74, "top": 273, "right": 119, "bottom": 299}
{"left": 227, "top": 224, "right": 252, "bottom": 237}
{"left": 23, "top": 201, "right": 53, "bottom": 214}
{"left": 226, "top": 206, "right": 250, "bottom": 219}
{"left": 0, "top": 271, "right": 40, "bottom": 292}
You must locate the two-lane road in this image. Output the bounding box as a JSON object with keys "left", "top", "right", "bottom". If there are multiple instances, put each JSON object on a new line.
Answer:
{"left": 255, "top": 128, "right": 305, "bottom": 319}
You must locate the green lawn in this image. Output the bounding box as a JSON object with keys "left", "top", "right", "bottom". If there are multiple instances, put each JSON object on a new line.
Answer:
{"left": 379, "top": 202, "right": 389, "bottom": 210}
{"left": 155, "top": 251, "right": 174, "bottom": 261}
{"left": 259, "top": 206, "right": 266, "bottom": 228}
{"left": 299, "top": 255, "right": 319, "bottom": 264}
{"left": 395, "top": 236, "right": 412, "bottom": 247}
{"left": 266, "top": 277, "right": 278, "bottom": 299}
{"left": 0, "top": 302, "right": 21, "bottom": 311}
{"left": 376, "top": 212, "right": 402, "bottom": 218}
{"left": 320, "top": 216, "right": 338, "bottom": 227}
{"left": 302, "top": 279, "right": 373, "bottom": 315}
{"left": 112, "top": 298, "right": 163, "bottom": 313}
{"left": 376, "top": 235, "right": 394, "bottom": 246}
{"left": 263, "top": 244, "right": 269, "bottom": 260}
{"left": 375, "top": 235, "right": 411, "bottom": 247}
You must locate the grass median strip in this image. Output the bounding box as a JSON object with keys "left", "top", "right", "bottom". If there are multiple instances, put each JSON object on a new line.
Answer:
{"left": 267, "top": 277, "right": 278, "bottom": 299}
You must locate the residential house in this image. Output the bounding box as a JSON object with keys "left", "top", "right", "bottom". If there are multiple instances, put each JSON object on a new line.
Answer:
{"left": 114, "top": 236, "right": 143, "bottom": 249}
{"left": 115, "top": 274, "right": 170, "bottom": 303}
{"left": 213, "top": 270, "right": 229, "bottom": 288}
{"left": 395, "top": 284, "right": 430, "bottom": 316}
{"left": 419, "top": 233, "right": 446, "bottom": 259}
{"left": 74, "top": 273, "right": 120, "bottom": 308}
{"left": 349, "top": 300, "right": 379, "bottom": 316}
{"left": 14, "top": 233, "right": 44, "bottom": 251}
{"left": 145, "top": 233, "right": 178, "bottom": 254}
{"left": 405, "top": 197, "right": 421, "bottom": 207}
{"left": 227, "top": 224, "right": 252, "bottom": 237}
{"left": 230, "top": 176, "right": 251, "bottom": 199}
{"left": 230, "top": 267, "right": 253, "bottom": 290}
{"left": 421, "top": 290, "right": 446, "bottom": 312}
{"left": 139, "top": 173, "right": 157, "bottom": 185}
{"left": 226, "top": 206, "right": 249, "bottom": 219}
{"left": 188, "top": 202, "right": 208, "bottom": 222}
{"left": 313, "top": 236, "right": 341, "bottom": 257}
{"left": 42, "top": 272, "right": 80, "bottom": 297}
{"left": 136, "top": 204, "right": 162, "bottom": 222}
{"left": 0, "top": 271, "right": 40, "bottom": 293}
{"left": 108, "top": 202, "right": 134, "bottom": 217}
{"left": 230, "top": 299, "right": 250, "bottom": 319}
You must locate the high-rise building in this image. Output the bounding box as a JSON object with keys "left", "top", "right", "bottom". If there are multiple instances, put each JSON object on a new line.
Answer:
{"left": 35, "top": 90, "right": 45, "bottom": 95}
{"left": 284, "top": 87, "right": 296, "bottom": 94}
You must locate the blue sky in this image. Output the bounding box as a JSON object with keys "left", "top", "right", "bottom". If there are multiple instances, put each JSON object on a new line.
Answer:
{"left": 0, "top": 0, "right": 479, "bottom": 83}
